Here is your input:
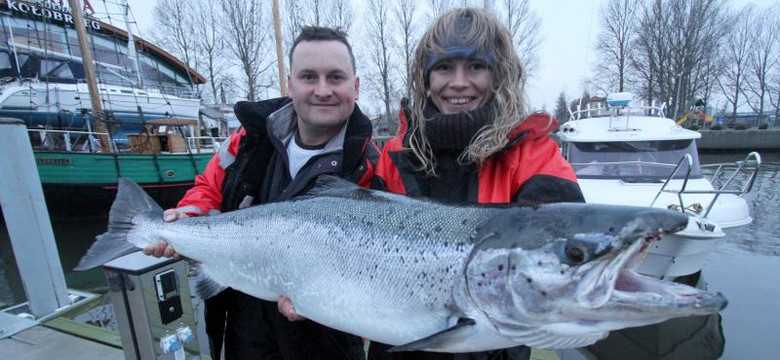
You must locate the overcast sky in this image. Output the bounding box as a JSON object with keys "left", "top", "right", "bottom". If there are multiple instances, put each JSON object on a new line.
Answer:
{"left": 121, "top": 0, "right": 777, "bottom": 111}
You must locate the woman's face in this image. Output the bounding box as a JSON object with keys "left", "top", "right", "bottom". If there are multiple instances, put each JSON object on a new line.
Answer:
{"left": 428, "top": 58, "right": 493, "bottom": 114}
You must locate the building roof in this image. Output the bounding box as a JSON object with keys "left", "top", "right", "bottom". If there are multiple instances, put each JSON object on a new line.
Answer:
{"left": 0, "top": 0, "right": 206, "bottom": 84}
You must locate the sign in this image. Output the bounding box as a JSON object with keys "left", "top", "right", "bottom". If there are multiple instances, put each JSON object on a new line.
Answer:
{"left": 36, "top": 158, "right": 73, "bottom": 166}
{"left": 7, "top": 0, "right": 101, "bottom": 30}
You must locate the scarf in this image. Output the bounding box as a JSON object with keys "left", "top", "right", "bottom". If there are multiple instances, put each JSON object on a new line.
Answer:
{"left": 421, "top": 105, "right": 494, "bottom": 152}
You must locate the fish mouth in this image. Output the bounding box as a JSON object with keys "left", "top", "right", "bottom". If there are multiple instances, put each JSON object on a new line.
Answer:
{"left": 577, "top": 220, "right": 727, "bottom": 318}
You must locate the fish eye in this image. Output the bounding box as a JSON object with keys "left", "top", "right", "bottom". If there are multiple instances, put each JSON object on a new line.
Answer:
{"left": 565, "top": 243, "right": 588, "bottom": 265}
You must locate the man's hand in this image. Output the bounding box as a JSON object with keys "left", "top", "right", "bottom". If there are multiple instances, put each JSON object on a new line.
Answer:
{"left": 278, "top": 296, "right": 306, "bottom": 322}
{"left": 142, "top": 209, "right": 188, "bottom": 258}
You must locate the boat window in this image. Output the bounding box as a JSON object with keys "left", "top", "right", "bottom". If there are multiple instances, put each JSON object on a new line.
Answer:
{"left": 567, "top": 140, "right": 702, "bottom": 180}
{"left": 0, "top": 52, "right": 14, "bottom": 77}
{"left": 95, "top": 64, "right": 135, "bottom": 87}
{"left": 40, "top": 59, "right": 75, "bottom": 79}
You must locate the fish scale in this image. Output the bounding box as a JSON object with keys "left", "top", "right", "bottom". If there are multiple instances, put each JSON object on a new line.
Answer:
{"left": 77, "top": 176, "right": 726, "bottom": 353}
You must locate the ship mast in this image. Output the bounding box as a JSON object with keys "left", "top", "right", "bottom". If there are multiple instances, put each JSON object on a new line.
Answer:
{"left": 272, "top": 0, "right": 287, "bottom": 96}
{"left": 67, "top": 0, "right": 110, "bottom": 153}
{"left": 122, "top": 0, "right": 144, "bottom": 88}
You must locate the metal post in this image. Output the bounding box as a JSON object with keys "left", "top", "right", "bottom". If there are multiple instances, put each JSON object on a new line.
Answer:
{"left": 674, "top": 72, "right": 683, "bottom": 121}
{"left": 272, "top": 0, "right": 287, "bottom": 96}
{"left": 67, "top": 0, "right": 111, "bottom": 153}
{"left": 0, "top": 118, "right": 70, "bottom": 318}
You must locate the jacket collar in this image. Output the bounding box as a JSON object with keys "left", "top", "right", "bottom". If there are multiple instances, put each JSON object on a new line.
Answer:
{"left": 233, "top": 97, "right": 372, "bottom": 174}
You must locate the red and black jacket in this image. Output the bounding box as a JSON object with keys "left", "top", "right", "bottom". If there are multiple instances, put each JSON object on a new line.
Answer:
{"left": 374, "top": 108, "right": 584, "bottom": 205}
{"left": 175, "top": 97, "right": 379, "bottom": 215}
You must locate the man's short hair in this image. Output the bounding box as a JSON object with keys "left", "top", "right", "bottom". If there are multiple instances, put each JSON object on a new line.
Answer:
{"left": 289, "top": 26, "right": 356, "bottom": 74}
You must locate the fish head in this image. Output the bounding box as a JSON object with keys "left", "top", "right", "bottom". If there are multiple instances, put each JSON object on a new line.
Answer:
{"left": 462, "top": 203, "right": 727, "bottom": 348}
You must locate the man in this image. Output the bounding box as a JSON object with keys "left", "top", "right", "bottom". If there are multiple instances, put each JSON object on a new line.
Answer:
{"left": 145, "top": 26, "right": 376, "bottom": 360}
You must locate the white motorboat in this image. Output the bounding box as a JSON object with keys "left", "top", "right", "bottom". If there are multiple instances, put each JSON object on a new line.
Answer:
{"left": 558, "top": 93, "right": 761, "bottom": 278}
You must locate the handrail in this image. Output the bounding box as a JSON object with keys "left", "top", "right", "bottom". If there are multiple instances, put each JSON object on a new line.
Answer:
{"left": 570, "top": 100, "right": 667, "bottom": 120}
{"left": 27, "top": 128, "right": 225, "bottom": 155}
{"left": 28, "top": 128, "right": 109, "bottom": 153}
{"left": 185, "top": 136, "right": 227, "bottom": 153}
{"left": 699, "top": 152, "right": 762, "bottom": 217}
{"left": 650, "top": 152, "right": 761, "bottom": 218}
{"left": 650, "top": 154, "right": 694, "bottom": 212}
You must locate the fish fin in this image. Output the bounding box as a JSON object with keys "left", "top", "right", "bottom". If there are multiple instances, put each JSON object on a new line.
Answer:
{"left": 193, "top": 264, "right": 227, "bottom": 300}
{"left": 74, "top": 178, "right": 164, "bottom": 270}
{"left": 500, "top": 326, "right": 607, "bottom": 349}
{"left": 306, "top": 175, "right": 436, "bottom": 207}
{"left": 303, "top": 175, "right": 376, "bottom": 200}
{"left": 388, "top": 318, "right": 476, "bottom": 352}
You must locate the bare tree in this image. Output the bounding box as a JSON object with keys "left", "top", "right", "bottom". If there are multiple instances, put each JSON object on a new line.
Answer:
{"left": 631, "top": 1, "right": 664, "bottom": 103}
{"left": 193, "top": 2, "right": 230, "bottom": 104}
{"left": 222, "top": 0, "right": 273, "bottom": 101}
{"left": 553, "top": 91, "right": 570, "bottom": 124}
{"left": 632, "top": 0, "right": 729, "bottom": 119}
{"left": 394, "top": 0, "right": 419, "bottom": 99}
{"left": 367, "top": 0, "right": 396, "bottom": 130}
{"left": 745, "top": 5, "right": 780, "bottom": 125}
{"left": 493, "top": 0, "right": 542, "bottom": 77}
{"left": 718, "top": 4, "right": 755, "bottom": 121}
{"left": 594, "top": 0, "right": 639, "bottom": 92}
{"left": 152, "top": 0, "right": 196, "bottom": 76}
{"left": 282, "top": 0, "right": 354, "bottom": 59}
{"left": 478, "top": 0, "right": 497, "bottom": 9}
{"left": 328, "top": 0, "right": 354, "bottom": 31}
{"left": 285, "top": 0, "right": 353, "bottom": 30}
{"left": 773, "top": 71, "right": 780, "bottom": 125}
{"left": 428, "top": 0, "right": 454, "bottom": 19}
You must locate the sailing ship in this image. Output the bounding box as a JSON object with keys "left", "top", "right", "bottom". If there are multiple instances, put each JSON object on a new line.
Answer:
{"left": 0, "top": 0, "right": 221, "bottom": 219}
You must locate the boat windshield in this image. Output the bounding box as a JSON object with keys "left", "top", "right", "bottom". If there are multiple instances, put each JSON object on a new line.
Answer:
{"left": 566, "top": 140, "right": 702, "bottom": 180}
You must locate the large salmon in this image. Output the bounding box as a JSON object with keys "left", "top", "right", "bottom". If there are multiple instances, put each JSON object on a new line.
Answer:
{"left": 76, "top": 176, "right": 726, "bottom": 352}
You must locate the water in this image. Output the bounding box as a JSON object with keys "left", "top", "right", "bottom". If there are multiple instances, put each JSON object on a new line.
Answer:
{"left": 2, "top": 152, "right": 779, "bottom": 359}
{"left": 699, "top": 152, "right": 780, "bottom": 360}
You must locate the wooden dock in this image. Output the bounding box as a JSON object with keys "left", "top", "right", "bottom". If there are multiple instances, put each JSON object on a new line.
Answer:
{"left": 1, "top": 322, "right": 559, "bottom": 360}
{"left": 0, "top": 325, "right": 123, "bottom": 360}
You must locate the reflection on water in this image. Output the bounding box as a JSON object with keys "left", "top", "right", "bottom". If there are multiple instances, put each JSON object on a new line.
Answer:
{"left": 702, "top": 243, "right": 780, "bottom": 360}
{"left": 721, "top": 168, "right": 780, "bottom": 256}
{"left": 587, "top": 313, "right": 724, "bottom": 360}
{"left": 0, "top": 216, "right": 108, "bottom": 308}
{"left": 1, "top": 153, "right": 779, "bottom": 359}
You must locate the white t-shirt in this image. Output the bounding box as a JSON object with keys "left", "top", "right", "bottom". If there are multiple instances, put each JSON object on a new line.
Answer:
{"left": 286, "top": 135, "right": 326, "bottom": 179}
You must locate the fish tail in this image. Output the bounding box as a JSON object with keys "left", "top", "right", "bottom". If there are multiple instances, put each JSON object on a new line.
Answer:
{"left": 74, "top": 178, "right": 164, "bottom": 270}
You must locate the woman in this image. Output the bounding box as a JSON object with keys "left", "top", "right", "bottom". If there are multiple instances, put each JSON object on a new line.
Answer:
{"left": 368, "top": 7, "right": 584, "bottom": 360}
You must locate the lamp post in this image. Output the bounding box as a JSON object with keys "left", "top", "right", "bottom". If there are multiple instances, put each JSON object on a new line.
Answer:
{"left": 674, "top": 72, "right": 683, "bottom": 121}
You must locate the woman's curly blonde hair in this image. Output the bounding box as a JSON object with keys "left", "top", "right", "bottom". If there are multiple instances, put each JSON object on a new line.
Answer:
{"left": 408, "top": 8, "right": 528, "bottom": 176}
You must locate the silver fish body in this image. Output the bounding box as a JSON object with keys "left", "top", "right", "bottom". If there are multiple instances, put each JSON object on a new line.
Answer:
{"left": 77, "top": 177, "right": 726, "bottom": 352}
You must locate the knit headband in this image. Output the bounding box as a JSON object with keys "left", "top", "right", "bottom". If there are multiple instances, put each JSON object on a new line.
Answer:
{"left": 423, "top": 15, "right": 496, "bottom": 82}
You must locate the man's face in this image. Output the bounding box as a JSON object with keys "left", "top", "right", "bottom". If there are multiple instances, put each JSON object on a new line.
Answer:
{"left": 288, "top": 40, "right": 359, "bottom": 146}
